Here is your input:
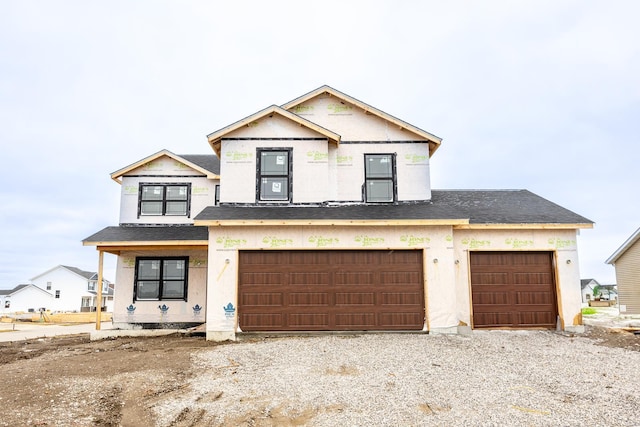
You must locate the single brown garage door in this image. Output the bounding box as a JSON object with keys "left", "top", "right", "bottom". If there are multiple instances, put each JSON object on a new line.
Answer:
{"left": 470, "top": 251, "right": 557, "bottom": 329}
{"left": 238, "top": 250, "right": 424, "bottom": 331}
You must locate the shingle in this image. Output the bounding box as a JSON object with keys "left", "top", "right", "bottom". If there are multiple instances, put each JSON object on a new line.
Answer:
{"left": 83, "top": 225, "right": 209, "bottom": 243}
{"left": 62, "top": 265, "right": 95, "bottom": 279}
{"left": 180, "top": 155, "right": 220, "bottom": 175}
{"left": 193, "top": 190, "right": 592, "bottom": 224}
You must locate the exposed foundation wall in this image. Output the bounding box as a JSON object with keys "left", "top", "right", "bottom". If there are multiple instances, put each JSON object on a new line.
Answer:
{"left": 452, "top": 229, "right": 583, "bottom": 332}
{"left": 112, "top": 249, "right": 208, "bottom": 327}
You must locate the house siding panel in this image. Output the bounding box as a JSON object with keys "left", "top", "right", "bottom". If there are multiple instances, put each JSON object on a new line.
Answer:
{"left": 615, "top": 240, "right": 640, "bottom": 314}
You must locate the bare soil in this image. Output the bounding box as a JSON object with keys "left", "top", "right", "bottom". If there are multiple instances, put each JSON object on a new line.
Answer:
{"left": 0, "top": 326, "right": 637, "bottom": 426}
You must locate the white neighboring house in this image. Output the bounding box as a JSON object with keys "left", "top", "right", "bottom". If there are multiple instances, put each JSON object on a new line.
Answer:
{"left": 29, "top": 265, "right": 114, "bottom": 312}
{"left": 0, "top": 284, "right": 53, "bottom": 314}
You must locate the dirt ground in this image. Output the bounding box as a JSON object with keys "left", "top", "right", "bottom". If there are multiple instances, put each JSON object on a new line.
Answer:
{"left": 0, "top": 326, "right": 638, "bottom": 427}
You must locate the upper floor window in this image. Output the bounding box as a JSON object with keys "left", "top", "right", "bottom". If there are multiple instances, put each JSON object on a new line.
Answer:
{"left": 365, "top": 154, "right": 396, "bottom": 203}
{"left": 257, "top": 149, "right": 291, "bottom": 202}
{"left": 88, "top": 281, "right": 96, "bottom": 291}
{"left": 139, "top": 184, "right": 190, "bottom": 217}
{"left": 55, "top": 290, "right": 61, "bottom": 299}
{"left": 46, "top": 281, "right": 52, "bottom": 290}
{"left": 134, "top": 257, "right": 188, "bottom": 301}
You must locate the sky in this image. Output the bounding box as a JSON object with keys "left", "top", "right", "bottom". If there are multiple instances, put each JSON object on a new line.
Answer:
{"left": 1, "top": 0, "right": 638, "bottom": 288}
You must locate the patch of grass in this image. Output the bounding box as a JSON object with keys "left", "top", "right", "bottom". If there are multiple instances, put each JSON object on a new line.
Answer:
{"left": 582, "top": 307, "right": 597, "bottom": 315}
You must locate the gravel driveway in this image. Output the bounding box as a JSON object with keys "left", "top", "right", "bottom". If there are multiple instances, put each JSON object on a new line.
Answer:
{"left": 153, "top": 330, "right": 640, "bottom": 426}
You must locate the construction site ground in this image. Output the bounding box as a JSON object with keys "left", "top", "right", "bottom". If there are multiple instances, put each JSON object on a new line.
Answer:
{"left": 0, "top": 311, "right": 638, "bottom": 426}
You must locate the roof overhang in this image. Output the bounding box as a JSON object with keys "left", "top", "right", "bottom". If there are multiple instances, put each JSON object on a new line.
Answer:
{"left": 454, "top": 223, "right": 594, "bottom": 230}
{"left": 194, "top": 219, "right": 468, "bottom": 227}
{"left": 206, "top": 105, "right": 341, "bottom": 157}
{"left": 281, "top": 85, "right": 443, "bottom": 157}
{"left": 110, "top": 149, "right": 220, "bottom": 184}
{"left": 83, "top": 240, "right": 209, "bottom": 256}
{"left": 606, "top": 226, "right": 640, "bottom": 264}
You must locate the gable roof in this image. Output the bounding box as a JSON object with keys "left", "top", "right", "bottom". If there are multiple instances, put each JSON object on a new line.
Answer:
{"left": 110, "top": 149, "right": 220, "bottom": 184}
{"left": 606, "top": 226, "right": 640, "bottom": 264}
{"left": 281, "top": 85, "right": 442, "bottom": 156}
{"left": 31, "top": 265, "right": 96, "bottom": 282}
{"left": 206, "top": 105, "right": 341, "bottom": 156}
{"left": 194, "top": 190, "right": 593, "bottom": 228}
{"left": 580, "top": 278, "right": 600, "bottom": 289}
{"left": 61, "top": 265, "right": 95, "bottom": 280}
{"left": 0, "top": 284, "right": 52, "bottom": 297}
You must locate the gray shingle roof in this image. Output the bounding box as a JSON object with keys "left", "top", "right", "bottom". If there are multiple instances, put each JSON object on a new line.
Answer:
{"left": 62, "top": 265, "right": 95, "bottom": 280}
{"left": 0, "top": 284, "right": 34, "bottom": 296}
{"left": 193, "top": 190, "right": 593, "bottom": 224}
{"left": 83, "top": 225, "right": 209, "bottom": 243}
{"left": 180, "top": 155, "right": 220, "bottom": 175}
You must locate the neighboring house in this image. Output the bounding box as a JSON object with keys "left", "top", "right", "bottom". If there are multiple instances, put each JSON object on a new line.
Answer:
{"left": 581, "top": 278, "right": 600, "bottom": 303}
{"left": 30, "top": 265, "right": 114, "bottom": 312}
{"left": 0, "top": 284, "right": 52, "bottom": 314}
{"left": 84, "top": 85, "right": 593, "bottom": 341}
{"left": 606, "top": 226, "right": 640, "bottom": 315}
{"left": 580, "top": 279, "right": 618, "bottom": 304}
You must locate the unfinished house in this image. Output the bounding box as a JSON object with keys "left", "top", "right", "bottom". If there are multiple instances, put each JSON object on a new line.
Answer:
{"left": 83, "top": 86, "right": 593, "bottom": 341}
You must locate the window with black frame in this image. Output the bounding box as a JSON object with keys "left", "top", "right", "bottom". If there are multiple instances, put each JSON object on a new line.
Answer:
{"left": 364, "top": 153, "right": 396, "bottom": 202}
{"left": 258, "top": 149, "right": 290, "bottom": 201}
{"left": 134, "top": 257, "right": 188, "bottom": 301}
{"left": 139, "top": 184, "right": 190, "bottom": 216}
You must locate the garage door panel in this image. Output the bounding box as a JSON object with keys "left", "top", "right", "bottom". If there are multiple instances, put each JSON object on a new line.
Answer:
{"left": 471, "top": 272, "right": 509, "bottom": 284}
{"left": 472, "top": 291, "right": 510, "bottom": 305}
{"left": 288, "top": 313, "right": 329, "bottom": 328}
{"left": 239, "top": 250, "right": 424, "bottom": 331}
{"left": 335, "top": 313, "right": 376, "bottom": 328}
{"left": 381, "top": 292, "right": 422, "bottom": 305}
{"left": 335, "top": 292, "right": 375, "bottom": 305}
{"left": 513, "top": 272, "right": 552, "bottom": 285}
{"left": 335, "top": 272, "right": 374, "bottom": 285}
{"left": 379, "top": 312, "right": 423, "bottom": 328}
{"left": 471, "top": 252, "right": 557, "bottom": 329}
{"left": 242, "top": 292, "right": 283, "bottom": 307}
{"left": 289, "top": 252, "right": 330, "bottom": 265}
{"left": 515, "top": 291, "right": 554, "bottom": 305}
{"left": 380, "top": 271, "right": 422, "bottom": 285}
{"left": 473, "top": 312, "right": 513, "bottom": 327}
{"left": 517, "top": 311, "right": 556, "bottom": 327}
{"left": 240, "top": 272, "right": 283, "bottom": 285}
{"left": 289, "top": 292, "right": 329, "bottom": 306}
{"left": 241, "top": 313, "right": 283, "bottom": 329}
{"left": 290, "top": 272, "right": 330, "bottom": 285}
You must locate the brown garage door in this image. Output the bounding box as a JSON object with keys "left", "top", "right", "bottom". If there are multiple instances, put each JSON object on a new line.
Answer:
{"left": 470, "top": 251, "right": 557, "bottom": 329}
{"left": 238, "top": 250, "right": 424, "bottom": 331}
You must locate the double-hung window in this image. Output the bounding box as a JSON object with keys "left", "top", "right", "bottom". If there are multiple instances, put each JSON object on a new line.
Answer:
{"left": 139, "top": 184, "right": 190, "bottom": 216}
{"left": 364, "top": 154, "right": 396, "bottom": 203}
{"left": 258, "top": 149, "right": 291, "bottom": 201}
{"left": 134, "top": 257, "right": 188, "bottom": 301}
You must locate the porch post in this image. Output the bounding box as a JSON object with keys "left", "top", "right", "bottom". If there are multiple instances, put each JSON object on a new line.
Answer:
{"left": 96, "top": 250, "right": 103, "bottom": 330}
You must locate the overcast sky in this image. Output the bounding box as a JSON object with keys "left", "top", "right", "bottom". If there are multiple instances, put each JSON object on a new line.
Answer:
{"left": 1, "top": 0, "right": 638, "bottom": 288}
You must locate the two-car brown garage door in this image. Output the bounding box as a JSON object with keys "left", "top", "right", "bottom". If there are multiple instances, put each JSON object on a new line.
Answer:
{"left": 470, "top": 251, "right": 558, "bottom": 329}
{"left": 238, "top": 250, "right": 424, "bottom": 331}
